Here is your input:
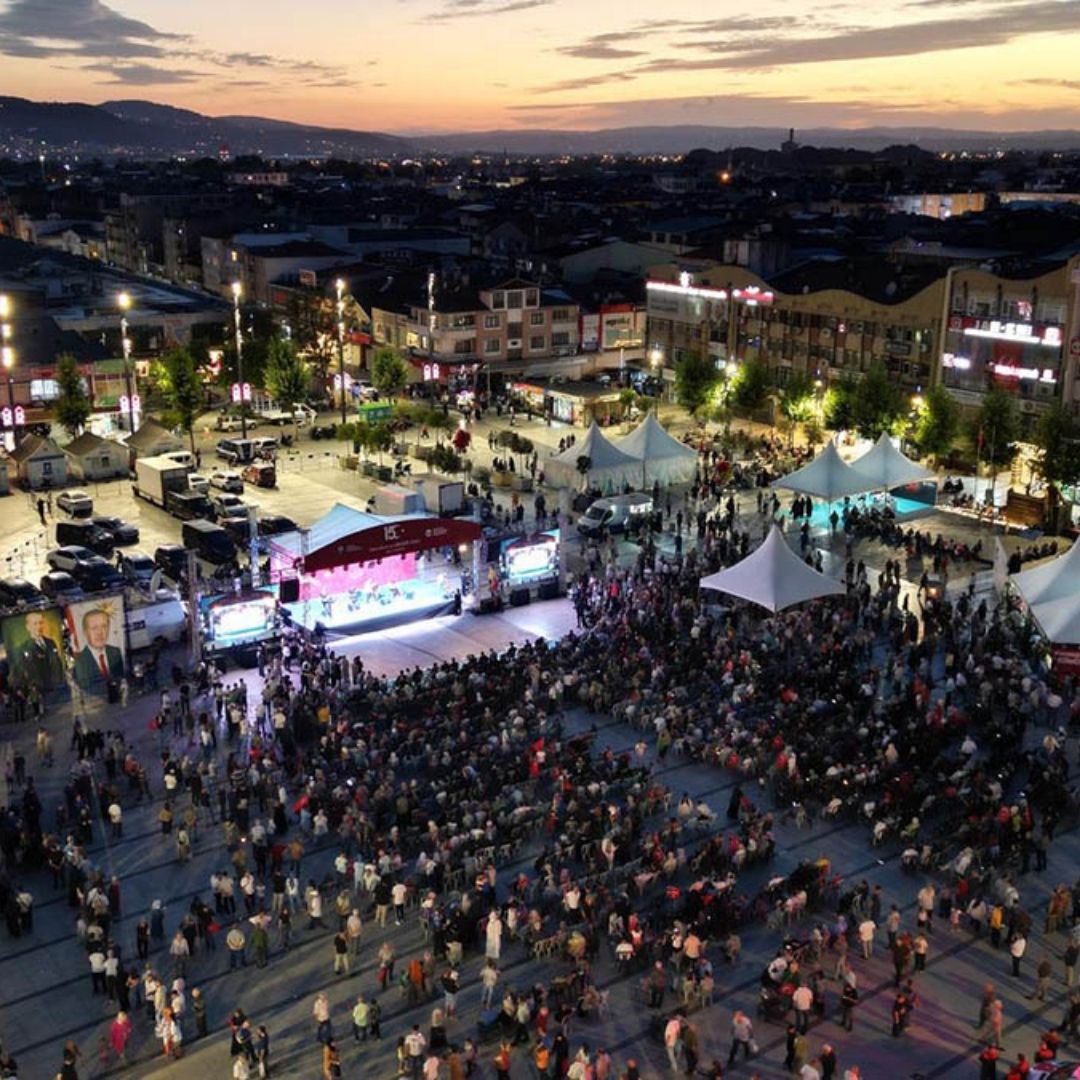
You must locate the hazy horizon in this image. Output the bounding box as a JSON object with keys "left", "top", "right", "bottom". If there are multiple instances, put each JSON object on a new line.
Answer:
{"left": 1, "top": 0, "right": 1078, "bottom": 134}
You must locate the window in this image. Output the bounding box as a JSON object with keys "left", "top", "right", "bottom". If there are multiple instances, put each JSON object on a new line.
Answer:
{"left": 483, "top": 314, "right": 500, "bottom": 329}
{"left": 530, "top": 312, "right": 545, "bottom": 326}
{"left": 508, "top": 322, "right": 523, "bottom": 340}
{"left": 552, "top": 308, "right": 570, "bottom": 322}
{"left": 491, "top": 292, "right": 505, "bottom": 310}
{"left": 453, "top": 339, "right": 475, "bottom": 355}
{"left": 30, "top": 378, "right": 60, "bottom": 400}
{"left": 507, "top": 291, "right": 523, "bottom": 309}
{"left": 551, "top": 331, "right": 570, "bottom": 347}
{"left": 449, "top": 314, "right": 475, "bottom": 329}
{"left": 529, "top": 335, "right": 545, "bottom": 351}
{"left": 526, "top": 289, "right": 539, "bottom": 307}
{"left": 484, "top": 338, "right": 500, "bottom": 354}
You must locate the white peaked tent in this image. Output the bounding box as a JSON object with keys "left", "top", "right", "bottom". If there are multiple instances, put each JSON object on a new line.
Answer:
{"left": 850, "top": 433, "right": 936, "bottom": 490}
{"left": 699, "top": 524, "right": 846, "bottom": 613}
{"left": 546, "top": 421, "right": 641, "bottom": 492}
{"left": 1011, "top": 540, "right": 1080, "bottom": 643}
{"left": 613, "top": 412, "right": 698, "bottom": 486}
{"left": 770, "top": 441, "right": 873, "bottom": 501}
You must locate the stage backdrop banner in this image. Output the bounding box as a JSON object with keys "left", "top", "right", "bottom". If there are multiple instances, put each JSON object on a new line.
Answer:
{"left": 64, "top": 597, "right": 127, "bottom": 692}
{"left": 304, "top": 517, "right": 483, "bottom": 573}
{"left": 2, "top": 607, "right": 67, "bottom": 692}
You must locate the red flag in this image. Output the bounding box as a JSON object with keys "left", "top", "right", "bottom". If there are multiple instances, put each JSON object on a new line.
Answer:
{"left": 977, "top": 427, "right": 985, "bottom": 449}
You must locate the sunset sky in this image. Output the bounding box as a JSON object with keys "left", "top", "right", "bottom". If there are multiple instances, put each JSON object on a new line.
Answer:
{"left": 1, "top": 0, "right": 1079, "bottom": 133}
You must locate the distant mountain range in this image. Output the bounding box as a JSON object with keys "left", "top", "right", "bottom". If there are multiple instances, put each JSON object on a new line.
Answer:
{"left": 2, "top": 95, "right": 1080, "bottom": 157}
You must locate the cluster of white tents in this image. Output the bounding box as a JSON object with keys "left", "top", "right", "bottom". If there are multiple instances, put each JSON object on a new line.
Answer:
{"left": 545, "top": 414, "right": 697, "bottom": 492}
{"left": 1011, "top": 539, "right": 1080, "bottom": 645}
{"left": 699, "top": 434, "right": 937, "bottom": 613}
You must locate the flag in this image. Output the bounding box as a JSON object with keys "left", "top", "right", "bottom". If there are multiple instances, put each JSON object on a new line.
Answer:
{"left": 977, "top": 427, "right": 985, "bottom": 450}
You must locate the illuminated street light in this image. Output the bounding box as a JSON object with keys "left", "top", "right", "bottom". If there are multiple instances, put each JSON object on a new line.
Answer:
{"left": 0, "top": 294, "right": 16, "bottom": 429}
{"left": 117, "top": 291, "right": 137, "bottom": 432}
{"left": 336, "top": 278, "right": 347, "bottom": 426}
{"left": 232, "top": 282, "right": 247, "bottom": 439}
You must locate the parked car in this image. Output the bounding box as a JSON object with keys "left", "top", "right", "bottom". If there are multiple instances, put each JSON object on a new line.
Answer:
{"left": 215, "top": 412, "right": 249, "bottom": 432}
{"left": 223, "top": 512, "right": 297, "bottom": 550}
{"left": 209, "top": 470, "right": 244, "bottom": 493}
{"left": 153, "top": 543, "right": 188, "bottom": 583}
{"left": 71, "top": 557, "right": 125, "bottom": 593}
{"left": 310, "top": 424, "right": 338, "bottom": 441}
{"left": 187, "top": 473, "right": 211, "bottom": 494}
{"left": 258, "top": 514, "right": 299, "bottom": 537}
{"left": 56, "top": 489, "right": 94, "bottom": 518}
{"left": 0, "top": 577, "right": 45, "bottom": 610}
{"left": 39, "top": 570, "right": 84, "bottom": 603}
{"left": 241, "top": 462, "right": 276, "bottom": 488}
{"left": 46, "top": 545, "right": 97, "bottom": 572}
{"left": 55, "top": 519, "right": 114, "bottom": 557}
{"left": 119, "top": 551, "right": 157, "bottom": 587}
{"left": 251, "top": 436, "right": 280, "bottom": 460}
{"left": 211, "top": 493, "right": 252, "bottom": 521}
{"left": 92, "top": 515, "right": 140, "bottom": 546}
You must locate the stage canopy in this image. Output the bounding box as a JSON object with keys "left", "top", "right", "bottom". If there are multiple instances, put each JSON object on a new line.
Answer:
{"left": 612, "top": 412, "right": 698, "bottom": 486}
{"left": 546, "top": 421, "right": 640, "bottom": 492}
{"left": 770, "top": 441, "right": 874, "bottom": 502}
{"left": 849, "top": 433, "right": 936, "bottom": 490}
{"left": 1011, "top": 540, "right": 1080, "bottom": 643}
{"left": 699, "top": 524, "right": 846, "bottom": 613}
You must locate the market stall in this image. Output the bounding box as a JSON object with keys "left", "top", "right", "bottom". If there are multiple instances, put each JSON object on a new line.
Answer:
{"left": 544, "top": 421, "right": 640, "bottom": 493}
{"left": 612, "top": 412, "right": 697, "bottom": 487}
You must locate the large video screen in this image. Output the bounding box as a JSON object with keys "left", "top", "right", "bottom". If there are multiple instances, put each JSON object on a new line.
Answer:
{"left": 503, "top": 530, "right": 559, "bottom": 587}
{"left": 200, "top": 590, "right": 277, "bottom": 649}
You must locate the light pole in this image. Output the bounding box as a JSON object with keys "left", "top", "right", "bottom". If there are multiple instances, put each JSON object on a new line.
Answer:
{"left": 117, "top": 291, "right": 136, "bottom": 432}
{"left": 335, "top": 278, "right": 347, "bottom": 426}
{"left": 232, "top": 282, "right": 247, "bottom": 439}
{"left": 0, "top": 295, "right": 15, "bottom": 432}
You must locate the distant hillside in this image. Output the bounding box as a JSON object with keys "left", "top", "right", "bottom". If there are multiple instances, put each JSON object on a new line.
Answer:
{"left": 0, "top": 95, "right": 407, "bottom": 156}
{"left": 415, "top": 124, "right": 1080, "bottom": 155}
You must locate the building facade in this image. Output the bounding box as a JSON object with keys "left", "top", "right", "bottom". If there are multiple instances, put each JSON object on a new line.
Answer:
{"left": 645, "top": 263, "right": 945, "bottom": 394}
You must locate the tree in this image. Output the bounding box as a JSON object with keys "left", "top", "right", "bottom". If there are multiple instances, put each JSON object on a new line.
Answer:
{"left": 971, "top": 387, "right": 1020, "bottom": 499}
{"left": 264, "top": 338, "right": 310, "bottom": 441}
{"left": 370, "top": 347, "right": 410, "bottom": 399}
{"left": 823, "top": 375, "right": 857, "bottom": 432}
{"left": 730, "top": 357, "right": 772, "bottom": 413}
{"left": 913, "top": 384, "right": 961, "bottom": 466}
{"left": 155, "top": 346, "right": 202, "bottom": 452}
{"left": 54, "top": 353, "right": 91, "bottom": 437}
{"left": 674, "top": 352, "right": 719, "bottom": 417}
{"left": 1032, "top": 402, "right": 1080, "bottom": 490}
{"left": 851, "top": 363, "right": 905, "bottom": 441}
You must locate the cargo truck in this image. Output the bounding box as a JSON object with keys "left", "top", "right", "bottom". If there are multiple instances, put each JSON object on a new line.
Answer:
{"left": 134, "top": 455, "right": 212, "bottom": 519}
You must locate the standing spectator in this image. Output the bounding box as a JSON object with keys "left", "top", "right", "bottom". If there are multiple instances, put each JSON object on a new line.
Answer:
{"left": 728, "top": 1011, "right": 754, "bottom": 1065}
{"left": 1010, "top": 933, "right": 1027, "bottom": 978}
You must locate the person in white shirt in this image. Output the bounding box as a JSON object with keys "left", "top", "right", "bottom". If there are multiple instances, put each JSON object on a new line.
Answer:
{"left": 858, "top": 918, "right": 876, "bottom": 959}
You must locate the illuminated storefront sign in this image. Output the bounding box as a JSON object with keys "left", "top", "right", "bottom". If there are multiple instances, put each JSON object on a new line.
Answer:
{"left": 990, "top": 362, "right": 1057, "bottom": 383}
{"left": 963, "top": 321, "right": 1062, "bottom": 348}
{"left": 731, "top": 286, "right": 775, "bottom": 306}
{"left": 646, "top": 279, "right": 729, "bottom": 301}
{"left": 942, "top": 353, "right": 972, "bottom": 370}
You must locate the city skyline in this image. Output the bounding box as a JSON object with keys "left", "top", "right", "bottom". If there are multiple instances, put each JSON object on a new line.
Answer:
{"left": 0, "top": 0, "right": 1078, "bottom": 135}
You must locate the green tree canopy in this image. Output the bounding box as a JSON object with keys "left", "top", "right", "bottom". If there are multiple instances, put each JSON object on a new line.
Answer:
{"left": 370, "top": 347, "right": 410, "bottom": 399}
{"left": 971, "top": 387, "right": 1021, "bottom": 475}
{"left": 913, "top": 384, "right": 961, "bottom": 465}
{"left": 54, "top": 353, "right": 91, "bottom": 437}
{"left": 777, "top": 371, "right": 817, "bottom": 424}
{"left": 1032, "top": 401, "right": 1080, "bottom": 489}
{"left": 264, "top": 337, "right": 310, "bottom": 437}
{"left": 155, "top": 346, "right": 202, "bottom": 452}
{"left": 851, "top": 364, "right": 905, "bottom": 441}
{"left": 674, "top": 352, "right": 719, "bottom": 417}
{"left": 823, "top": 375, "right": 857, "bottom": 432}
{"left": 729, "top": 357, "right": 772, "bottom": 413}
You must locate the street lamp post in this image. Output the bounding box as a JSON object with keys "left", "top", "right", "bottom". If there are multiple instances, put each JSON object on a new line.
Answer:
{"left": 336, "top": 278, "right": 347, "bottom": 426}
{"left": 118, "top": 291, "right": 136, "bottom": 432}
{"left": 232, "top": 282, "right": 247, "bottom": 440}
{"left": 648, "top": 346, "right": 663, "bottom": 412}
{"left": 0, "top": 295, "right": 15, "bottom": 430}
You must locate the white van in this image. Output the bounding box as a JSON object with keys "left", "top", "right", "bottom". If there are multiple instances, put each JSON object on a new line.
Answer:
{"left": 124, "top": 590, "right": 187, "bottom": 650}
{"left": 577, "top": 492, "right": 654, "bottom": 538}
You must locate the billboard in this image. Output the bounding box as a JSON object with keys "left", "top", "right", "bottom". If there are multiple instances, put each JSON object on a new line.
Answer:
{"left": 2, "top": 607, "right": 67, "bottom": 692}
{"left": 64, "top": 597, "right": 127, "bottom": 691}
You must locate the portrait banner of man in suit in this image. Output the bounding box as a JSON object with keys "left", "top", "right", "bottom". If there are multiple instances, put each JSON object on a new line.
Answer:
{"left": 2, "top": 608, "right": 67, "bottom": 693}
{"left": 64, "top": 598, "right": 126, "bottom": 692}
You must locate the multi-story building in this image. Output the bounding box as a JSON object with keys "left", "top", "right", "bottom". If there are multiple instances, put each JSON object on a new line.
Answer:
{"left": 371, "top": 276, "right": 580, "bottom": 377}
{"left": 938, "top": 256, "right": 1080, "bottom": 422}
{"left": 645, "top": 261, "right": 946, "bottom": 395}
{"left": 106, "top": 192, "right": 234, "bottom": 275}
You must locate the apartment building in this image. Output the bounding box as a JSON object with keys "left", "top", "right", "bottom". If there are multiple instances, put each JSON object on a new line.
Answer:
{"left": 645, "top": 261, "right": 946, "bottom": 394}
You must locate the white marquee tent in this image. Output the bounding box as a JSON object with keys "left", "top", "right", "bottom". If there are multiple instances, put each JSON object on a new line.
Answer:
{"left": 699, "top": 524, "right": 846, "bottom": 613}
{"left": 545, "top": 421, "right": 641, "bottom": 492}
{"left": 612, "top": 412, "right": 698, "bottom": 486}
{"left": 850, "top": 433, "right": 936, "bottom": 490}
{"left": 1011, "top": 539, "right": 1080, "bottom": 643}
{"left": 770, "top": 441, "right": 874, "bottom": 501}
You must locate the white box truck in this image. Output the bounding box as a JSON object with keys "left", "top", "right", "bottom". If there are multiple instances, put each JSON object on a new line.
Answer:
{"left": 134, "top": 456, "right": 212, "bottom": 519}
{"left": 373, "top": 484, "right": 424, "bottom": 516}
